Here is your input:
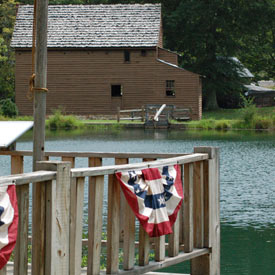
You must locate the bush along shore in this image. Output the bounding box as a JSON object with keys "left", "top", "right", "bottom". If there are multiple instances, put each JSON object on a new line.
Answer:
{"left": 1, "top": 105, "right": 275, "bottom": 131}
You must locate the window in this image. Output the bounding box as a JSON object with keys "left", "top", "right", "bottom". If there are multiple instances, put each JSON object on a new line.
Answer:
{"left": 124, "top": 50, "right": 130, "bottom": 62}
{"left": 111, "top": 85, "right": 123, "bottom": 97}
{"left": 141, "top": 49, "right": 147, "bottom": 56}
{"left": 166, "top": 80, "right": 175, "bottom": 96}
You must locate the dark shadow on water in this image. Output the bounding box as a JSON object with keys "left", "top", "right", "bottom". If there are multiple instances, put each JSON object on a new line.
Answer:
{"left": 159, "top": 223, "right": 275, "bottom": 275}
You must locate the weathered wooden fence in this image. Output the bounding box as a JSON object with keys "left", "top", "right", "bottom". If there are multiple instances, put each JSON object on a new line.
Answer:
{"left": 0, "top": 147, "right": 220, "bottom": 275}
{"left": 117, "top": 107, "right": 145, "bottom": 123}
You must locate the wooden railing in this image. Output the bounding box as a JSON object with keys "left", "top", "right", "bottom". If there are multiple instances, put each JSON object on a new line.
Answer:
{"left": 0, "top": 147, "right": 220, "bottom": 275}
{"left": 117, "top": 107, "right": 145, "bottom": 123}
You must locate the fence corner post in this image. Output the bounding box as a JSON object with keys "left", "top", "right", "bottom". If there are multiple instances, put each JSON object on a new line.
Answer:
{"left": 37, "top": 160, "right": 71, "bottom": 275}
{"left": 192, "top": 147, "right": 220, "bottom": 275}
{"left": 117, "top": 107, "right": 120, "bottom": 123}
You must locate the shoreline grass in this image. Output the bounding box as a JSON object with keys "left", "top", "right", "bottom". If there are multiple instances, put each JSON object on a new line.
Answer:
{"left": 1, "top": 107, "right": 275, "bottom": 131}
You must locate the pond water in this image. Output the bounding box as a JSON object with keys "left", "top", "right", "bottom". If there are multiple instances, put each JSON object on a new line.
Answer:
{"left": 0, "top": 128, "right": 274, "bottom": 274}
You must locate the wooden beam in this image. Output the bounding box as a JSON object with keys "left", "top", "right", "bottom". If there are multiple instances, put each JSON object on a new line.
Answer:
{"left": 11, "top": 156, "right": 29, "bottom": 275}
{"left": 71, "top": 154, "right": 208, "bottom": 178}
{"left": 191, "top": 147, "right": 220, "bottom": 275}
{"left": 32, "top": 0, "right": 48, "bottom": 171}
{"left": 118, "top": 248, "right": 210, "bottom": 275}
{"left": 184, "top": 163, "right": 194, "bottom": 253}
{"left": 107, "top": 174, "right": 120, "bottom": 273}
{"left": 70, "top": 177, "right": 85, "bottom": 275}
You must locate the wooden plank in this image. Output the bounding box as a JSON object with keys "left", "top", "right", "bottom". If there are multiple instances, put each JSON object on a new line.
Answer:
{"left": 87, "top": 175, "right": 104, "bottom": 275}
{"left": 62, "top": 156, "right": 75, "bottom": 168}
{"left": 123, "top": 190, "right": 135, "bottom": 270}
{"left": 184, "top": 163, "right": 194, "bottom": 253}
{"left": 203, "top": 160, "right": 210, "bottom": 247}
{"left": 118, "top": 248, "right": 210, "bottom": 275}
{"left": 87, "top": 155, "right": 104, "bottom": 275}
{"left": 0, "top": 171, "right": 56, "bottom": 186}
{"left": 154, "top": 236, "right": 165, "bottom": 262}
{"left": 113, "top": 158, "right": 135, "bottom": 271}
{"left": 54, "top": 161, "right": 71, "bottom": 274}
{"left": 191, "top": 147, "right": 220, "bottom": 275}
{"left": 168, "top": 216, "right": 180, "bottom": 257}
{"left": 38, "top": 161, "right": 71, "bottom": 274}
{"left": 139, "top": 226, "right": 150, "bottom": 266}
{"left": 69, "top": 177, "right": 85, "bottom": 275}
{"left": 117, "top": 106, "right": 120, "bottom": 122}
{"left": 0, "top": 150, "right": 186, "bottom": 159}
{"left": 115, "top": 158, "right": 129, "bottom": 242}
{"left": 179, "top": 165, "right": 184, "bottom": 245}
{"left": 120, "top": 117, "right": 142, "bottom": 121}
{"left": 11, "top": 156, "right": 29, "bottom": 275}
{"left": 72, "top": 154, "right": 208, "bottom": 179}
{"left": 107, "top": 174, "right": 120, "bottom": 273}
{"left": 31, "top": 180, "right": 46, "bottom": 275}
{"left": 120, "top": 109, "right": 143, "bottom": 113}
{"left": 193, "top": 161, "right": 204, "bottom": 249}
{"left": 45, "top": 180, "right": 56, "bottom": 275}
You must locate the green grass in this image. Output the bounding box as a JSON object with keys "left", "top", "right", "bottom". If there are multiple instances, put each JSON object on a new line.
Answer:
{"left": 0, "top": 115, "right": 33, "bottom": 121}
{"left": 1, "top": 107, "right": 275, "bottom": 131}
{"left": 202, "top": 107, "right": 275, "bottom": 120}
{"left": 185, "top": 107, "right": 275, "bottom": 130}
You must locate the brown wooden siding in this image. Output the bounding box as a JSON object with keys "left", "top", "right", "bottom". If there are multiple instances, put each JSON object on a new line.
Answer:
{"left": 15, "top": 48, "right": 201, "bottom": 120}
{"left": 158, "top": 17, "right": 163, "bottom": 48}
{"left": 157, "top": 48, "right": 178, "bottom": 65}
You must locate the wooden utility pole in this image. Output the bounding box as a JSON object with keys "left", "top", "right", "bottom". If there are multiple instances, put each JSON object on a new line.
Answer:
{"left": 32, "top": 0, "right": 49, "bottom": 274}
{"left": 32, "top": 0, "right": 48, "bottom": 171}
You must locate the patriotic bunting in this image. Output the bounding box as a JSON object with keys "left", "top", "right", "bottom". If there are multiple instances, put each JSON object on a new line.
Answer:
{"left": 0, "top": 184, "right": 18, "bottom": 270}
{"left": 116, "top": 164, "right": 183, "bottom": 237}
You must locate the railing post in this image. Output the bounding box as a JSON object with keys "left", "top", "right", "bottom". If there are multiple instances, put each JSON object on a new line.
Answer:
{"left": 141, "top": 105, "right": 145, "bottom": 122}
{"left": 36, "top": 161, "right": 71, "bottom": 275}
{"left": 191, "top": 147, "right": 220, "bottom": 275}
{"left": 107, "top": 174, "right": 120, "bottom": 273}
{"left": 88, "top": 157, "right": 104, "bottom": 275}
{"left": 11, "top": 155, "right": 29, "bottom": 275}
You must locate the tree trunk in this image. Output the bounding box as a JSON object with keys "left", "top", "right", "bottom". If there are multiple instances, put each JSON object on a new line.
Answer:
{"left": 205, "top": 88, "right": 219, "bottom": 110}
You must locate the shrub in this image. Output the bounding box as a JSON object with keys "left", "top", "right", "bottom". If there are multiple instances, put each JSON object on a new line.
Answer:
{"left": 253, "top": 116, "right": 272, "bottom": 130}
{"left": 0, "top": 99, "right": 18, "bottom": 117}
{"left": 215, "top": 120, "right": 230, "bottom": 130}
{"left": 239, "top": 94, "right": 257, "bottom": 127}
{"left": 47, "top": 108, "right": 83, "bottom": 130}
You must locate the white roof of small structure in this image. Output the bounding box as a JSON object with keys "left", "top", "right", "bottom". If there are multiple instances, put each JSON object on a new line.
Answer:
{"left": 231, "top": 57, "right": 254, "bottom": 78}
{"left": 0, "top": 121, "right": 33, "bottom": 148}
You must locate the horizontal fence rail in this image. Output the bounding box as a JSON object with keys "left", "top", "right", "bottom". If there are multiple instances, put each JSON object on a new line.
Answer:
{"left": 0, "top": 147, "right": 220, "bottom": 275}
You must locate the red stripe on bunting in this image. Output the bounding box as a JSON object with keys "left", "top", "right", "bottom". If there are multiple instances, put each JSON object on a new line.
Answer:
{"left": 116, "top": 164, "right": 183, "bottom": 237}
{"left": 0, "top": 185, "right": 18, "bottom": 270}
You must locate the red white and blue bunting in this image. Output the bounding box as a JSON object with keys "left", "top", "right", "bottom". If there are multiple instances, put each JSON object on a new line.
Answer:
{"left": 0, "top": 184, "right": 18, "bottom": 269}
{"left": 116, "top": 164, "right": 183, "bottom": 237}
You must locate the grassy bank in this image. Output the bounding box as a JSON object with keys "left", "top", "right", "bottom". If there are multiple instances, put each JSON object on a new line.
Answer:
{"left": 185, "top": 107, "right": 275, "bottom": 130}
{"left": 1, "top": 107, "right": 275, "bottom": 131}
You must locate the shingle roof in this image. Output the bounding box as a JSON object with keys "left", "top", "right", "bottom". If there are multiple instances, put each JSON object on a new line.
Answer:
{"left": 11, "top": 4, "right": 161, "bottom": 48}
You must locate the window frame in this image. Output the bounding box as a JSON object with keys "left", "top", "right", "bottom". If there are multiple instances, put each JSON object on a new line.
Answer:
{"left": 124, "top": 50, "right": 130, "bottom": 63}
{"left": 111, "top": 84, "right": 123, "bottom": 97}
{"left": 166, "top": 80, "right": 176, "bottom": 97}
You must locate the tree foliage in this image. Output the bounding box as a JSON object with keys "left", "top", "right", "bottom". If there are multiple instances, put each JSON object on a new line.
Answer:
{"left": 0, "top": 0, "right": 17, "bottom": 100}
{"left": 0, "top": 0, "right": 274, "bottom": 109}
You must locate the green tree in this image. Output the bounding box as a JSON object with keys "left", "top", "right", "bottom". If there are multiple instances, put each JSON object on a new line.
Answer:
{"left": 237, "top": 0, "right": 275, "bottom": 80}
{"left": 0, "top": 0, "right": 17, "bottom": 100}
{"left": 164, "top": 0, "right": 253, "bottom": 110}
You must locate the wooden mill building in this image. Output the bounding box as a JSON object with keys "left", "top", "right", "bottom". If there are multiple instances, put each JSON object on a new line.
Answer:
{"left": 11, "top": 4, "right": 202, "bottom": 120}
